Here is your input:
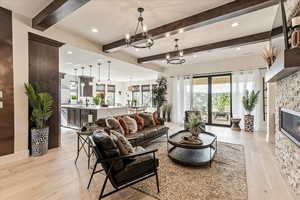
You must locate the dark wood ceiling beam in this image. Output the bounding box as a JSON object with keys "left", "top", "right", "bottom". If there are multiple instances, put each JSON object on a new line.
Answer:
{"left": 103, "top": 0, "right": 278, "bottom": 52}
{"left": 32, "top": 0, "right": 91, "bottom": 31}
{"left": 137, "top": 29, "right": 283, "bottom": 63}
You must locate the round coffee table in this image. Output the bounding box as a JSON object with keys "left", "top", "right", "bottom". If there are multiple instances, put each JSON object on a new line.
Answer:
{"left": 168, "top": 130, "right": 217, "bottom": 167}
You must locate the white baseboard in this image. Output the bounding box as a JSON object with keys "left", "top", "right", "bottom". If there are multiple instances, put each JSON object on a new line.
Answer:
{"left": 0, "top": 150, "right": 29, "bottom": 166}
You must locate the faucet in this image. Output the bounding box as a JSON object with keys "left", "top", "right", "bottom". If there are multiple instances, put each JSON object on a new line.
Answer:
{"left": 85, "top": 98, "right": 89, "bottom": 107}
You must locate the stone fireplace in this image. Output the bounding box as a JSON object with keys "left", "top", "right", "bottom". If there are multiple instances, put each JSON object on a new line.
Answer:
{"left": 275, "top": 71, "right": 300, "bottom": 198}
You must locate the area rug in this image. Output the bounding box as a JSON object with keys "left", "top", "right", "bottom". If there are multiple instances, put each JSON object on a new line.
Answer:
{"left": 132, "top": 141, "right": 248, "bottom": 200}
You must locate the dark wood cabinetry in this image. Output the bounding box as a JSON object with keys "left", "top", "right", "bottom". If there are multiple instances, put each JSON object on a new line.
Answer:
{"left": 67, "top": 108, "right": 81, "bottom": 128}
{"left": 66, "top": 107, "right": 97, "bottom": 128}
{"left": 79, "top": 76, "right": 93, "bottom": 97}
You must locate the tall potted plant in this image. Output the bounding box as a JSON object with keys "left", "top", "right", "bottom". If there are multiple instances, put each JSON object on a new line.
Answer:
{"left": 152, "top": 77, "right": 167, "bottom": 118}
{"left": 242, "top": 90, "right": 260, "bottom": 132}
{"left": 25, "top": 83, "right": 53, "bottom": 156}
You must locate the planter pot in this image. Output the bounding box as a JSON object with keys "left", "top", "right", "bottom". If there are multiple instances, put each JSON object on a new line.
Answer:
{"left": 244, "top": 115, "right": 254, "bottom": 132}
{"left": 31, "top": 127, "right": 49, "bottom": 156}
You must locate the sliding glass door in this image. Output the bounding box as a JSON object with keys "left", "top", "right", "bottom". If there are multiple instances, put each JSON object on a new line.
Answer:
{"left": 193, "top": 74, "right": 232, "bottom": 126}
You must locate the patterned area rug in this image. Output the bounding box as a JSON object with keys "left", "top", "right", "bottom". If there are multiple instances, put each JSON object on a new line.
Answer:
{"left": 132, "top": 141, "right": 248, "bottom": 200}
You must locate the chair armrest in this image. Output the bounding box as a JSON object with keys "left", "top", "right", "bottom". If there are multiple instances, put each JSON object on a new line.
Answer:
{"left": 99, "top": 149, "right": 158, "bottom": 163}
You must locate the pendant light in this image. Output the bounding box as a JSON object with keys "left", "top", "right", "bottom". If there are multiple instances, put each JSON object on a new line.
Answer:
{"left": 166, "top": 38, "right": 185, "bottom": 65}
{"left": 88, "top": 64, "right": 93, "bottom": 86}
{"left": 70, "top": 68, "right": 78, "bottom": 89}
{"left": 80, "top": 66, "right": 85, "bottom": 87}
{"left": 107, "top": 61, "right": 111, "bottom": 82}
{"left": 97, "top": 63, "right": 101, "bottom": 85}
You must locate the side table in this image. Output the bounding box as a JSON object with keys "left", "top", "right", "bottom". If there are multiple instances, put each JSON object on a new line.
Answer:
{"left": 75, "top": 130, "right": 94, "bottom": 169}
{"left": 231, "top": 118, "right": 241, "bottom": 131}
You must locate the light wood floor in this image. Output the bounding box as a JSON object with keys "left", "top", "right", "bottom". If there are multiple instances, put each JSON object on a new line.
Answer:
{"left": 0, "top": 124, "right": 295, "bottom": 200}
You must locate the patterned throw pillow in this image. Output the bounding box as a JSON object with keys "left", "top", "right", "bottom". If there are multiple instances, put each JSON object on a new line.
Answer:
{"left": 152, "top": 111, "right": 160, "bottom": 125}
{"left": 124, "top": 116, "right": 138, "bottom": 134}
{"left": 105, "top": 117, "right": 124, "bottom": 135}
{"left": 117, "top": 117, "right": 129, "bottom": 135}
{"left": 139, "top": 113, "right": 156, "bottom": 128}
{"left": 110, "top": 130, "right": 134, "bottom": 155}
{"left": 133, "top": 115, "right": 144, "bottom": 130}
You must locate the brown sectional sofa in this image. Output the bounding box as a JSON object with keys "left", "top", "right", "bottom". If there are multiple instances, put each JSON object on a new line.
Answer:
{"left": 95, "top": 113, "right": 169, "bottom": 147}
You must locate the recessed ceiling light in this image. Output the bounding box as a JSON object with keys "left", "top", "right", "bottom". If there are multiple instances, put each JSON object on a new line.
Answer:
{"left": 165, "top": 33, "right": 170, "bottom": 37}
{"left": 178, "top": 28, "right": 184, "bottom": 33}
{"left": 236, "top": 47, "right": 241, "bottom": 50}
{"left": 135, "top": 48, "right": 139, "bottom": 52}
{"left": 193, "top": 54, "right": 197, "bottom": 58}
{"left": 232, "top": 22, "right": 239, "bottom": 27}
{"left": 91, "top": 28, "right": 98, "bottom": 33}
{"left": 67, "top": 51, "right": 72, "bottom": 54}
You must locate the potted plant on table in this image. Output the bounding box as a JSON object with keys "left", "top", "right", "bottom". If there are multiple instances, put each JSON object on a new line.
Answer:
{"left": 185, "top": 113, "right": 205, "bottom": 138}
{"left": 152, "top": 77, "right": 167, "bottom": 118}
{"left": 24, "top": 83, "right": 53, "bottom": 156}
{"left": 242, "top": 90, "right": 260, "bottom": 132}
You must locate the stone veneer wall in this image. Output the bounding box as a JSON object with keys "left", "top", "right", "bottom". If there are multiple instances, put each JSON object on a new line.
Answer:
{"left": 275, "top": 71, "right": 300, "bottom": 198}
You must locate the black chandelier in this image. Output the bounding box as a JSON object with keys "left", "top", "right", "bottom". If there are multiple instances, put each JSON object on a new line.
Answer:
{"left": 166, "top": 39, "right": 185, "bottom": 65}
{"left": 125, "top": 7, "right": 154, "bottom": 49}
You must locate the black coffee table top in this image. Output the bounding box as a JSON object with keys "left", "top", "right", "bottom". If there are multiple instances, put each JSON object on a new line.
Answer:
{"left": 168, "top": 130, "right": 216, "bottom": 149}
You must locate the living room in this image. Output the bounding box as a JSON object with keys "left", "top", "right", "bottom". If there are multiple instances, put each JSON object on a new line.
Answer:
{"left": 0, "top": 0, "right": 300, "bottom": 200}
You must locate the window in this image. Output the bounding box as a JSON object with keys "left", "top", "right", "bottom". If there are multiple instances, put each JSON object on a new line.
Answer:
{"left": 106, "top": 85, "right": 115, "bottom": 106}
{"left": 132, "top": 85, "right": 140, "bottom": 106}
{"left": 142, "top": 84, "right": 151, "bottom": 106}
{"left": 96, "top": 84, "right": 105, "bottom": 95}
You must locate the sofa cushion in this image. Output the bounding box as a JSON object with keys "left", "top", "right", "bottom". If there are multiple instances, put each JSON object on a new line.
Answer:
{"left": 124, "top": 116, "right": 138, "bottom": 134}
{"left": 117, "top": 117, "right": 129, "bottom": 135}
{"left": 110, "top": 130, "right": 134, "bottom": 156}
{"left": 105, "top": 117, "right": 124, "bottom": 135}
{"left": 133, "top": 115, "right": 144, "bottom": 130}
{"left": 93, "top": 131, "right": 124, "bottom": 172}
{"left": 138, "top": 127, "right": 157, "bottom": 139}
{"left": 114, "top": 146, "right": 158, "bottom": 185}
{"left": 139, "top": 113, "right": 155, "bottom": 128}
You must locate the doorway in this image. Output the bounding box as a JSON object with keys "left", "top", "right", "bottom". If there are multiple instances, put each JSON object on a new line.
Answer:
{"left": 192, "top": 74, "right": 232, "bottom": 127}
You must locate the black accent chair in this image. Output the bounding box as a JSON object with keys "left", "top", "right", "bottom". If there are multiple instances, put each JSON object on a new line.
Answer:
{"left": 87, "top": 131, "right": 160, "bottom": 200}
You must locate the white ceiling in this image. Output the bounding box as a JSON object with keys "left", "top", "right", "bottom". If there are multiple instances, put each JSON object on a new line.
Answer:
{"left": 57, "top": 0, "right": 233, "bottom": 43}
{"left": 0, "top": 0, "right": 51, "bottom": 18}
{"left": 1, "top": 0, "right": 278, "bottom": 71}
{"left": 59, "top": 44, "right": 158, "bottom": 82}
{"left": 155, "top": 41, "right": 269, "bottom": 67}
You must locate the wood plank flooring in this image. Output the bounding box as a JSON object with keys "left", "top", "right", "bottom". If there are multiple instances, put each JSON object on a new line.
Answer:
{"left": 0, "top": 124, "right": 296, "bottom": 200}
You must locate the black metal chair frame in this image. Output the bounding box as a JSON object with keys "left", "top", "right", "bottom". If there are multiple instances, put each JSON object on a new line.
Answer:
{"left": 87, "top": 136, "right": 160, "bottom": 200}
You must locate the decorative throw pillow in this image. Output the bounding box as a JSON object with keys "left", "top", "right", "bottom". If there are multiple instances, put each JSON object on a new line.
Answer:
{"left": 133, "top": 115, "right": 144, "bottom": 130}
{"left": 95, "top": 118, "right": 106, "bottom": 127}
{"left": 124, "top": 116, "right": 138, "bottom": 134}
{"left": 152, "top": 111, "right": 160, "bottom": 125}
{"left": 139, "top": 113, "right": 156, "bottom": 128}
{"left": 117, "top": 116, "right": 129, "bottom": 135}
{"left": 110, "top": 130, "right": 134, "bottom": 155}
{"left": 105, "top": 117, "right": 124, "bottom": 135}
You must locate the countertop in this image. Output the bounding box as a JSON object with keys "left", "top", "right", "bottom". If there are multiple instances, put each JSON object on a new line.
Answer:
{"left": 61, "top": 104, "right": 128, "bottom": 110}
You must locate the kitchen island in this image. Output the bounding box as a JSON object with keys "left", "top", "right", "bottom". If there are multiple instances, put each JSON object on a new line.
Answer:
{"left": 61, "top": 104, "right": 128, "bottom": 129}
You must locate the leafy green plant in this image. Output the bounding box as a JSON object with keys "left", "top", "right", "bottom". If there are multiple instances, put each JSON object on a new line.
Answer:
{"left": 152, "top": 77, "right": 167, "bottom": 117}
{"left": 186, "top": 113, "right": 205, "bottom": 134}
{"left": 242, "top": 90, "right": 260, "bottom": 115}
{"left": 213, "top": 93, "right": 230, "bottom": 112}
{"left": 94, "top": 96, "right": 101, "bottom": 105}
{"left": 24, "top": 83, "right": 53, "bottom": 129}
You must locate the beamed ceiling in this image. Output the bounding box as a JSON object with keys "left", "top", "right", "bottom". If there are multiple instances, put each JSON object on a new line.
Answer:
{"left": 1, "top": 0, "right": 279, "bottom": 70}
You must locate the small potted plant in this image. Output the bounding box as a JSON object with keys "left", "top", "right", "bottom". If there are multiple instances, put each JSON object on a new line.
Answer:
{"left": 94, "top": 95, "right": 101, "bottom": 105}
{"left": 24, "top": 83, "right": 53, "bottom": 156}
{"left": 185, "top": 113, "right": 205, "bottom": 138}
{"left": 242, "top": 90, "right": 260, "bottom": 132}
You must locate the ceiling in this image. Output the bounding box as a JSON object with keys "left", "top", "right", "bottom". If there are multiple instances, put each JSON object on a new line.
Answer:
{"left": 1, "top": 0, "right": 278, "bottom": 71}
{"left": 59, "top": 44, "right": 158, "bottom": 82}
{"left": 0, "top": 0, "right": 51, "bottom": 18}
